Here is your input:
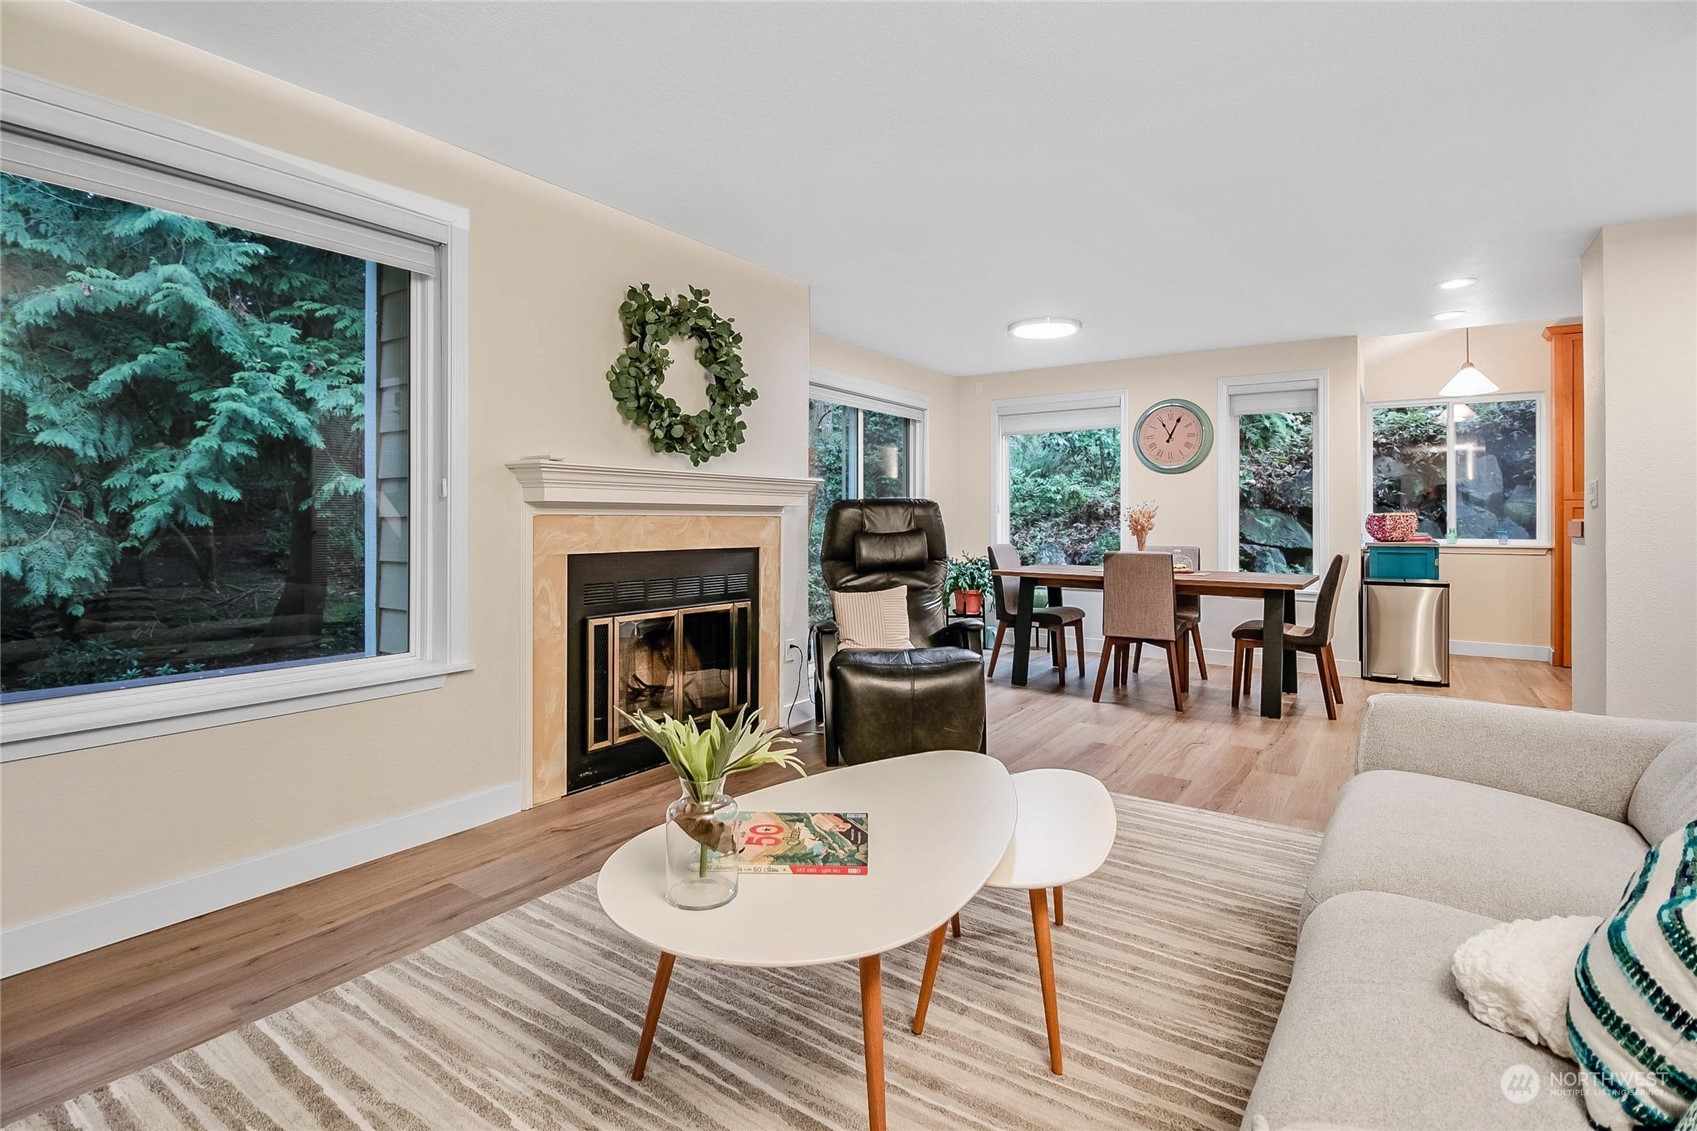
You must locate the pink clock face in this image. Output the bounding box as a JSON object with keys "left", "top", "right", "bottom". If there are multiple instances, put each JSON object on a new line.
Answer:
{"left": 1139, "top": 405, "right": 1205, "bottom": 468}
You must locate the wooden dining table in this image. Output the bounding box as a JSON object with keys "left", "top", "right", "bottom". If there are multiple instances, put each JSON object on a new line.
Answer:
{"left": 991, "top": 564, "right": 1319, "bottom": 719}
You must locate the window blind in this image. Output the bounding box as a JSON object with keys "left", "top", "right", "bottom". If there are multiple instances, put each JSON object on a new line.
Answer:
{"left": 995, "top": 399, "right": 1121, "bottom": 436}
{"left": 1228, "top": 386, "right": 1319, "bottom": 417}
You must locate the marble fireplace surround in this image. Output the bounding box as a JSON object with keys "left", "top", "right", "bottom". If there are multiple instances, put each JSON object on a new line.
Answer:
{"left": 507, "top": 459, "right": 818, "bottom": 805}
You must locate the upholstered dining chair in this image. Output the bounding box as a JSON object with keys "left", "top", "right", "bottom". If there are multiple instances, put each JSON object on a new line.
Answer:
{"left": 812, "top": 499, "right": 987, "bottom": 766}
{"left": 1091, "top": 551, "right": 1201, "bottom": 711}
{"left": 1143, "top": 543, "right": 1207, "bottom": 682}
{"left": 1230, "top": 553, "right": 1348, "bottom": 720}
{"left": 986, "top": 543, "right": 1087, "bottom": 682}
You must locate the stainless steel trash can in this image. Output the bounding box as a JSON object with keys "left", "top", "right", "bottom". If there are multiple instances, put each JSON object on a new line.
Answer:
{"left": 1360, "top": 579, "right": 1450, "bottom": 685}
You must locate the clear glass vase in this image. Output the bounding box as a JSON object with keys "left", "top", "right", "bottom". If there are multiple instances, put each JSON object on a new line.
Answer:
{"left": 665, "top": 776, "right": 740, "bottom": 910}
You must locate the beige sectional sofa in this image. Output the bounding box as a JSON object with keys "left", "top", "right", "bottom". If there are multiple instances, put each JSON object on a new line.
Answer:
{"left": 1244, "top": 694, "right": 1697, "bottom": 1131}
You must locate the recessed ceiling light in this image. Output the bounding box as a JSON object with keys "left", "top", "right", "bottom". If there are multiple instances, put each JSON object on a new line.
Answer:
{"left": 1008, "top": 316, "right": 1082, "bottom": 340}
{"left": 1432, "top": 311, "right": 1467, "bottom": 321}
{"left": 1437, "top": 277, "right": 1477, "bottom": 290}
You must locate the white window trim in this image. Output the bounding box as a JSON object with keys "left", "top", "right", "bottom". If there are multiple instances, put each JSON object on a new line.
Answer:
{"left": 0, "top": 71, "right": 471, "bottom": 762}
{"left": 1362, "top": 392, "right": 1551, "bottom": 548}
{"left": 808, "top": 365, "right": 929, "bottom": 497}
{"left": 990, "top": 390, "right": 1129, "bottom": 545}
{"left": 1217, "top": 371, "right": 1329, "bottom": 594}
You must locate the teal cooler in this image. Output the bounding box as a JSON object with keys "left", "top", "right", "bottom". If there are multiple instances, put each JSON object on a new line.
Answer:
{"left": 1365, "top": 543, "right": 1440, "bottom": 581}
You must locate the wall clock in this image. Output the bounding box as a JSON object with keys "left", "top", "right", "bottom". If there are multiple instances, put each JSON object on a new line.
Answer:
{"left": 1134, "top": 398, "right": 1214, "bottom": 474}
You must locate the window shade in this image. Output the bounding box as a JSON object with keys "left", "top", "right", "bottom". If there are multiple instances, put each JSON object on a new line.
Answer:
{"left": 1228, "top": 386, "right": 1319, "bottom": 417}
{"left": 1, "top": 129, "right": 441, "bottom": 275}
{"left": 995, "top": 401, "right": 1121, "bottom": 436}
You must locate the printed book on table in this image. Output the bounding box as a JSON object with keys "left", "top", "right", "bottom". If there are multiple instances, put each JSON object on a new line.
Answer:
{"left": 738, "top": 812, "right": 869, "bottom": 874}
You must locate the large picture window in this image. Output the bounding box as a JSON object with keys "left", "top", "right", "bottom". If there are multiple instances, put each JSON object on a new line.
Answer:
{"left": 1370, "top": 396, "right": 1543, "bottom": 542}
{"left": 993, "top": 394, "right": 1123, "bottom": 567}
{"left": 1220, "top": 375, "right": 1325, "bottom": 575}
{"left": 807, "top": 370, "right": 926, "bottom": 623}
{"left": 0, "top": 71, "right": 468, "bottom": 759}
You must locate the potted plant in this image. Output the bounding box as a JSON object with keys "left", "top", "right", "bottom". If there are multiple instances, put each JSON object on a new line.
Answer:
{"left": 619, "top": 706, "right": 805, "bottom": 910}
{"left": 945, "top": 553, "right": 992, "bottom": 617}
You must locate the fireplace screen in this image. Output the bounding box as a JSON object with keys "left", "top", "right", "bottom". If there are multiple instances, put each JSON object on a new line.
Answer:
{"left": 587, "top": 600, "right": 752, "bottom": 751}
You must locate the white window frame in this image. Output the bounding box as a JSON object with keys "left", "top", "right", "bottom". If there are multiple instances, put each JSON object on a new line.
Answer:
{"left": 0, "top": 70, "right": 472, "bottom": 762}
{"left": 808, "top": 366, "right": 929, "bottom": 497}
{"left": 990, "top": 390, "right": 1129, "bottom": 547}
{"left": 1217, "top": 371, "right": 1329, "bottom": 593}
{"left": 1362, "top": 392, "right": 1550, "bottom": 548}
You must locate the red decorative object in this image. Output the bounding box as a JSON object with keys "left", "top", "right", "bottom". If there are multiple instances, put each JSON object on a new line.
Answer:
{"left": 1365, "top": 512, "right": 1419, "bottom": 542}
{"left": 953, "top": 589, "right": 984, "bottom": 616}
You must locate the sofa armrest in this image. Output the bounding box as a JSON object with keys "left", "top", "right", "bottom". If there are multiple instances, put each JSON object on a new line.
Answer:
{"left": 1354, "top": 694, "right": 1689, "bottom": 822}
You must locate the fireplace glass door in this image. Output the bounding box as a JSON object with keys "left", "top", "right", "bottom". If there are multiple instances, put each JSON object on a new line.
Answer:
{"left": 589, "top": 600, "right": 752, "bottom": 752}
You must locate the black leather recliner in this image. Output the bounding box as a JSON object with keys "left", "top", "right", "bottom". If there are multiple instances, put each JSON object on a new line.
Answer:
{"left": 812, "top": 499, "right": 987, "bottom": 765}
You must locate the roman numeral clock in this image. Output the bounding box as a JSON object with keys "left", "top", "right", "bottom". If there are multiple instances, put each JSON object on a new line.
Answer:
{"left": 1134, "top": 398, "right": 1214, "bottom": 474}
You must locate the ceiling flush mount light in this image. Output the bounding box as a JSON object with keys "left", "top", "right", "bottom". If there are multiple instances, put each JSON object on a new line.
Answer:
{"left": 1008, "top": 316, "right": 1082, "bottom": 341}
{"left": 1432, "top": 311, "right": 1467, "bottom": 321}
{"left": 1437, "top": 277, "right": 1477, "bottom": 290}
{"left": 1440, "top": 326, "right": 1499, "bottom": 397}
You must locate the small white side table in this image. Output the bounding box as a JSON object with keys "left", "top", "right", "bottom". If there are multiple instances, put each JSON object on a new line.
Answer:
{"left": 910, "top": 767, "right": 1117, "bottom": 1074}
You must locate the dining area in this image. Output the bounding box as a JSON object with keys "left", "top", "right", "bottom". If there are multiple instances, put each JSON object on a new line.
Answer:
{"left": 985, "top": 546, "right": 1350, "bottom": 721}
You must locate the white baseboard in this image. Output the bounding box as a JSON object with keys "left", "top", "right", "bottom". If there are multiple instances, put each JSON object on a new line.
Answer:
{"left": 0, "top": 780, "right": 522, "bottom": 978}
{"left": 1451, "top": 639, "right": 1554, "bottom": 663}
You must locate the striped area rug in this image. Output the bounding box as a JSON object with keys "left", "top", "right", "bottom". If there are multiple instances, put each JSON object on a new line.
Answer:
{"left": 13, "top": 797, "right": 1319, "bottom": 1131}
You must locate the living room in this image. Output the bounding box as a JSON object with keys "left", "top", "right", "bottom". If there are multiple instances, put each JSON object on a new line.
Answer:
{"left": 1, "top": 3, "right": 1694, "bottom": 1129}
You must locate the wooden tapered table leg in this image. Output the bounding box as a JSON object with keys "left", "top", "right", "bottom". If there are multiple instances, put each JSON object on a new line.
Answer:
{"left": 1053, "top": 885, "right": 1065, "bottom": 927}
{"left": 951, "top": 912, "right": 961, "bottom": 938}
{"left": 1028, "top": 889, "right": 1063, "bottom": 1075}
{"left": 631, "top": 951, "right": 675, "bottom": 1081}
{"left": 860, "top": 954, "right": 887, "bottom": 1131}
{"left": 911, "top": 924, "right": 948, "bottom": 1035}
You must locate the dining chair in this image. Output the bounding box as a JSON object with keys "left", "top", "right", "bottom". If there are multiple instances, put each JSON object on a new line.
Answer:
{"left": 1143, "top": 543, "right": 1207, "bottom": 682}
{"left": 986, "top": 544, "right": 1087, "bottom": 683}
{"left": 1092, "top": 551, "right": 1200, "bottom": 711}
{"left": 1230, "top": 554, "right": 1348, "bottom": 720}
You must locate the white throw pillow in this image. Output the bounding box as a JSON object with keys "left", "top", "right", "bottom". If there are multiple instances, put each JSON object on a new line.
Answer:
{"left": 1452, "top": 914, "right": 1602, "bottom": 1058}
{"left": 831, "top": 587, "right": 914, "bottom": 650}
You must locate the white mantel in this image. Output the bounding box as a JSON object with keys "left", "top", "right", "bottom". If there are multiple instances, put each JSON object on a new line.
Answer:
{"left": 506, "top": 457, "right": 819, "bottom": 513}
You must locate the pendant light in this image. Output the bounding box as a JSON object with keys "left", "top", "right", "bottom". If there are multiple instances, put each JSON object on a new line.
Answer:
{"left": 1440, "top": 326, "right": 1498, "bottom": 397}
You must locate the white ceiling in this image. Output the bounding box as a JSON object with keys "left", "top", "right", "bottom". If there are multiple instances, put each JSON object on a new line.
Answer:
{"left": 85, "top": 2, "right": 1696, "bottom": 375}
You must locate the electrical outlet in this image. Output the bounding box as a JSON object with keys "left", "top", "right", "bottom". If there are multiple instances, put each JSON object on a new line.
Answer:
{"left": 785, "top": 639, "right": 802, "bottom": 657}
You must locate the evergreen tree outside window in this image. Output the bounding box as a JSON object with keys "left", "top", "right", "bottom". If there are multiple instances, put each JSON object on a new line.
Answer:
{"left": 1, "top": 173, "right": 410, "bottom": 698}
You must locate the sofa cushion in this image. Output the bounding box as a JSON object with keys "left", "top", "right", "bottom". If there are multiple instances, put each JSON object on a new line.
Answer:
{"left": 1243, "top": 890, "right": 1593, "bottom": 1131}
{"left": 1628, "top": 733, "right": 1697, "bottom": 845}
{"left": 1303, "top": 770, "right": 1647, "bottom": 926}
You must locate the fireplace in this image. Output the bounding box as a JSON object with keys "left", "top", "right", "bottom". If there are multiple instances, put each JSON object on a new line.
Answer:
{"left": 566, "top": 548, "right": 760, "bottom": 792}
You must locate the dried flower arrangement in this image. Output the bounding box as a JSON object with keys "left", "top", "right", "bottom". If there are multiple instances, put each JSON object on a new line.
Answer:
{"left": 1126, "top": 501, "right": 1159, "bottom": 551}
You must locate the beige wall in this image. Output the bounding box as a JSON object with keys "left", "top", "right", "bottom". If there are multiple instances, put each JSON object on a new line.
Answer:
{"left": 1575, "top": 216, "right": 1697, "bottom": 722}
{"left": 808, "top": 333, "right": 965, "bottom": 541}
{"left": 0, "top": 3, "right": 812, "bottom": 929}
{"left": 953, "top": 337, "right": 1365, "bottom": 669}
{"left": 1360, "top": 321, "right": 1562, "bottom": 655}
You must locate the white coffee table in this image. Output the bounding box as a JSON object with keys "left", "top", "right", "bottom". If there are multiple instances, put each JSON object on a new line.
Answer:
{"left": 911, "top": 768, "right": 1117, "bottom": 1074}
{"left": 597, "top": 749, "right": 1017, "bottom": 1131}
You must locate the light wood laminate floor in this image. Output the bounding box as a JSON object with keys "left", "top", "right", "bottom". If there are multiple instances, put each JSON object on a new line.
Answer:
{"left": 0, "top": 654, "right": 1570, "bottom": 1122}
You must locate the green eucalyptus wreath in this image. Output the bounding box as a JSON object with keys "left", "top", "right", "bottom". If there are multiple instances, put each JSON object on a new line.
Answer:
{"left": 605, "top": 283, "right": 757, "bottom": 466}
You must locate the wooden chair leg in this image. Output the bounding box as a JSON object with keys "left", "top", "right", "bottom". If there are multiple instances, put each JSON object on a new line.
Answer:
{"left": 1230, "top": 640, "right": 1243, "bottom": 707}
{"left": 1091, "top": 640, "right": 1114, "bottom": 702}
{"left": 1243, "top": 645, "right": 1254, "bottom": 703}
{"left": 987, "top": 623, "right": 1006, "bottom": 678}
{"left": 1177, "top": 633, "right": 1190, "bottom": 694}
{"left": 1073, "top": 621, "right": 1085, "bottom": 677}
{"left": 1317, "top": 649, "right": 1338, "bottom": 721}
{"left": 1028, "top": 888, "right": 1064, "bottom": 1075}
{"left": 1163, "top": 642, "right": 1185, "bottom": 712}
{"left": 1132, "top": 642, "right": 1142, "bottom": 673}
{"left": 911, "top": 923, "right": 947, "bottom": 1035}
{"left": 1055, "top": 626, "right": 1068, "bottom": 685}
{"left": 1053, "top": 885, "right": 1065, "bottom": 927}
{"left": 1192, "top": 625, "right": 1208, "bottom": 680}
{"left": 1115, "top": 642, "right": 1126, "bottom": 686}
{"left": 1325, "top": 646, "right": 1344, "bottom": 702}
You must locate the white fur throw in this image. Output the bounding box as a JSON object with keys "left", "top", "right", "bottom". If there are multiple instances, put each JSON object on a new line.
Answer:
{"left": 1452, "top": 914, "right": 1602, "bottom": 1057}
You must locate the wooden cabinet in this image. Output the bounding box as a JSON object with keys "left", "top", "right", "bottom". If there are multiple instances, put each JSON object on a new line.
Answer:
{"left": 1545, "top": 323, "right": 1583, "bottom": 668}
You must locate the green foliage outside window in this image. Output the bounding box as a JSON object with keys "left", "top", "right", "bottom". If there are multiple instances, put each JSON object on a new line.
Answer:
{"left": 1238, "top": 412, "right": 1314, "bottom": 573}
{"left": 1007, "top": 428, "right": 1121, "bottom": 567}
{"left": 1, "top": 171, "right": 378, "bottom": 694}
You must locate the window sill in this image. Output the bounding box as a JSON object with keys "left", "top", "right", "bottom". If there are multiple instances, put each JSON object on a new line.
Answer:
{"left": 0, "top": 657, "right": 475, "bottom": 762}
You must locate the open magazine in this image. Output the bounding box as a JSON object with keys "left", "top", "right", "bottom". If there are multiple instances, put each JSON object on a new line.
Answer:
{"left": 738, "top": 812, "right": 869, "bottom": 875}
